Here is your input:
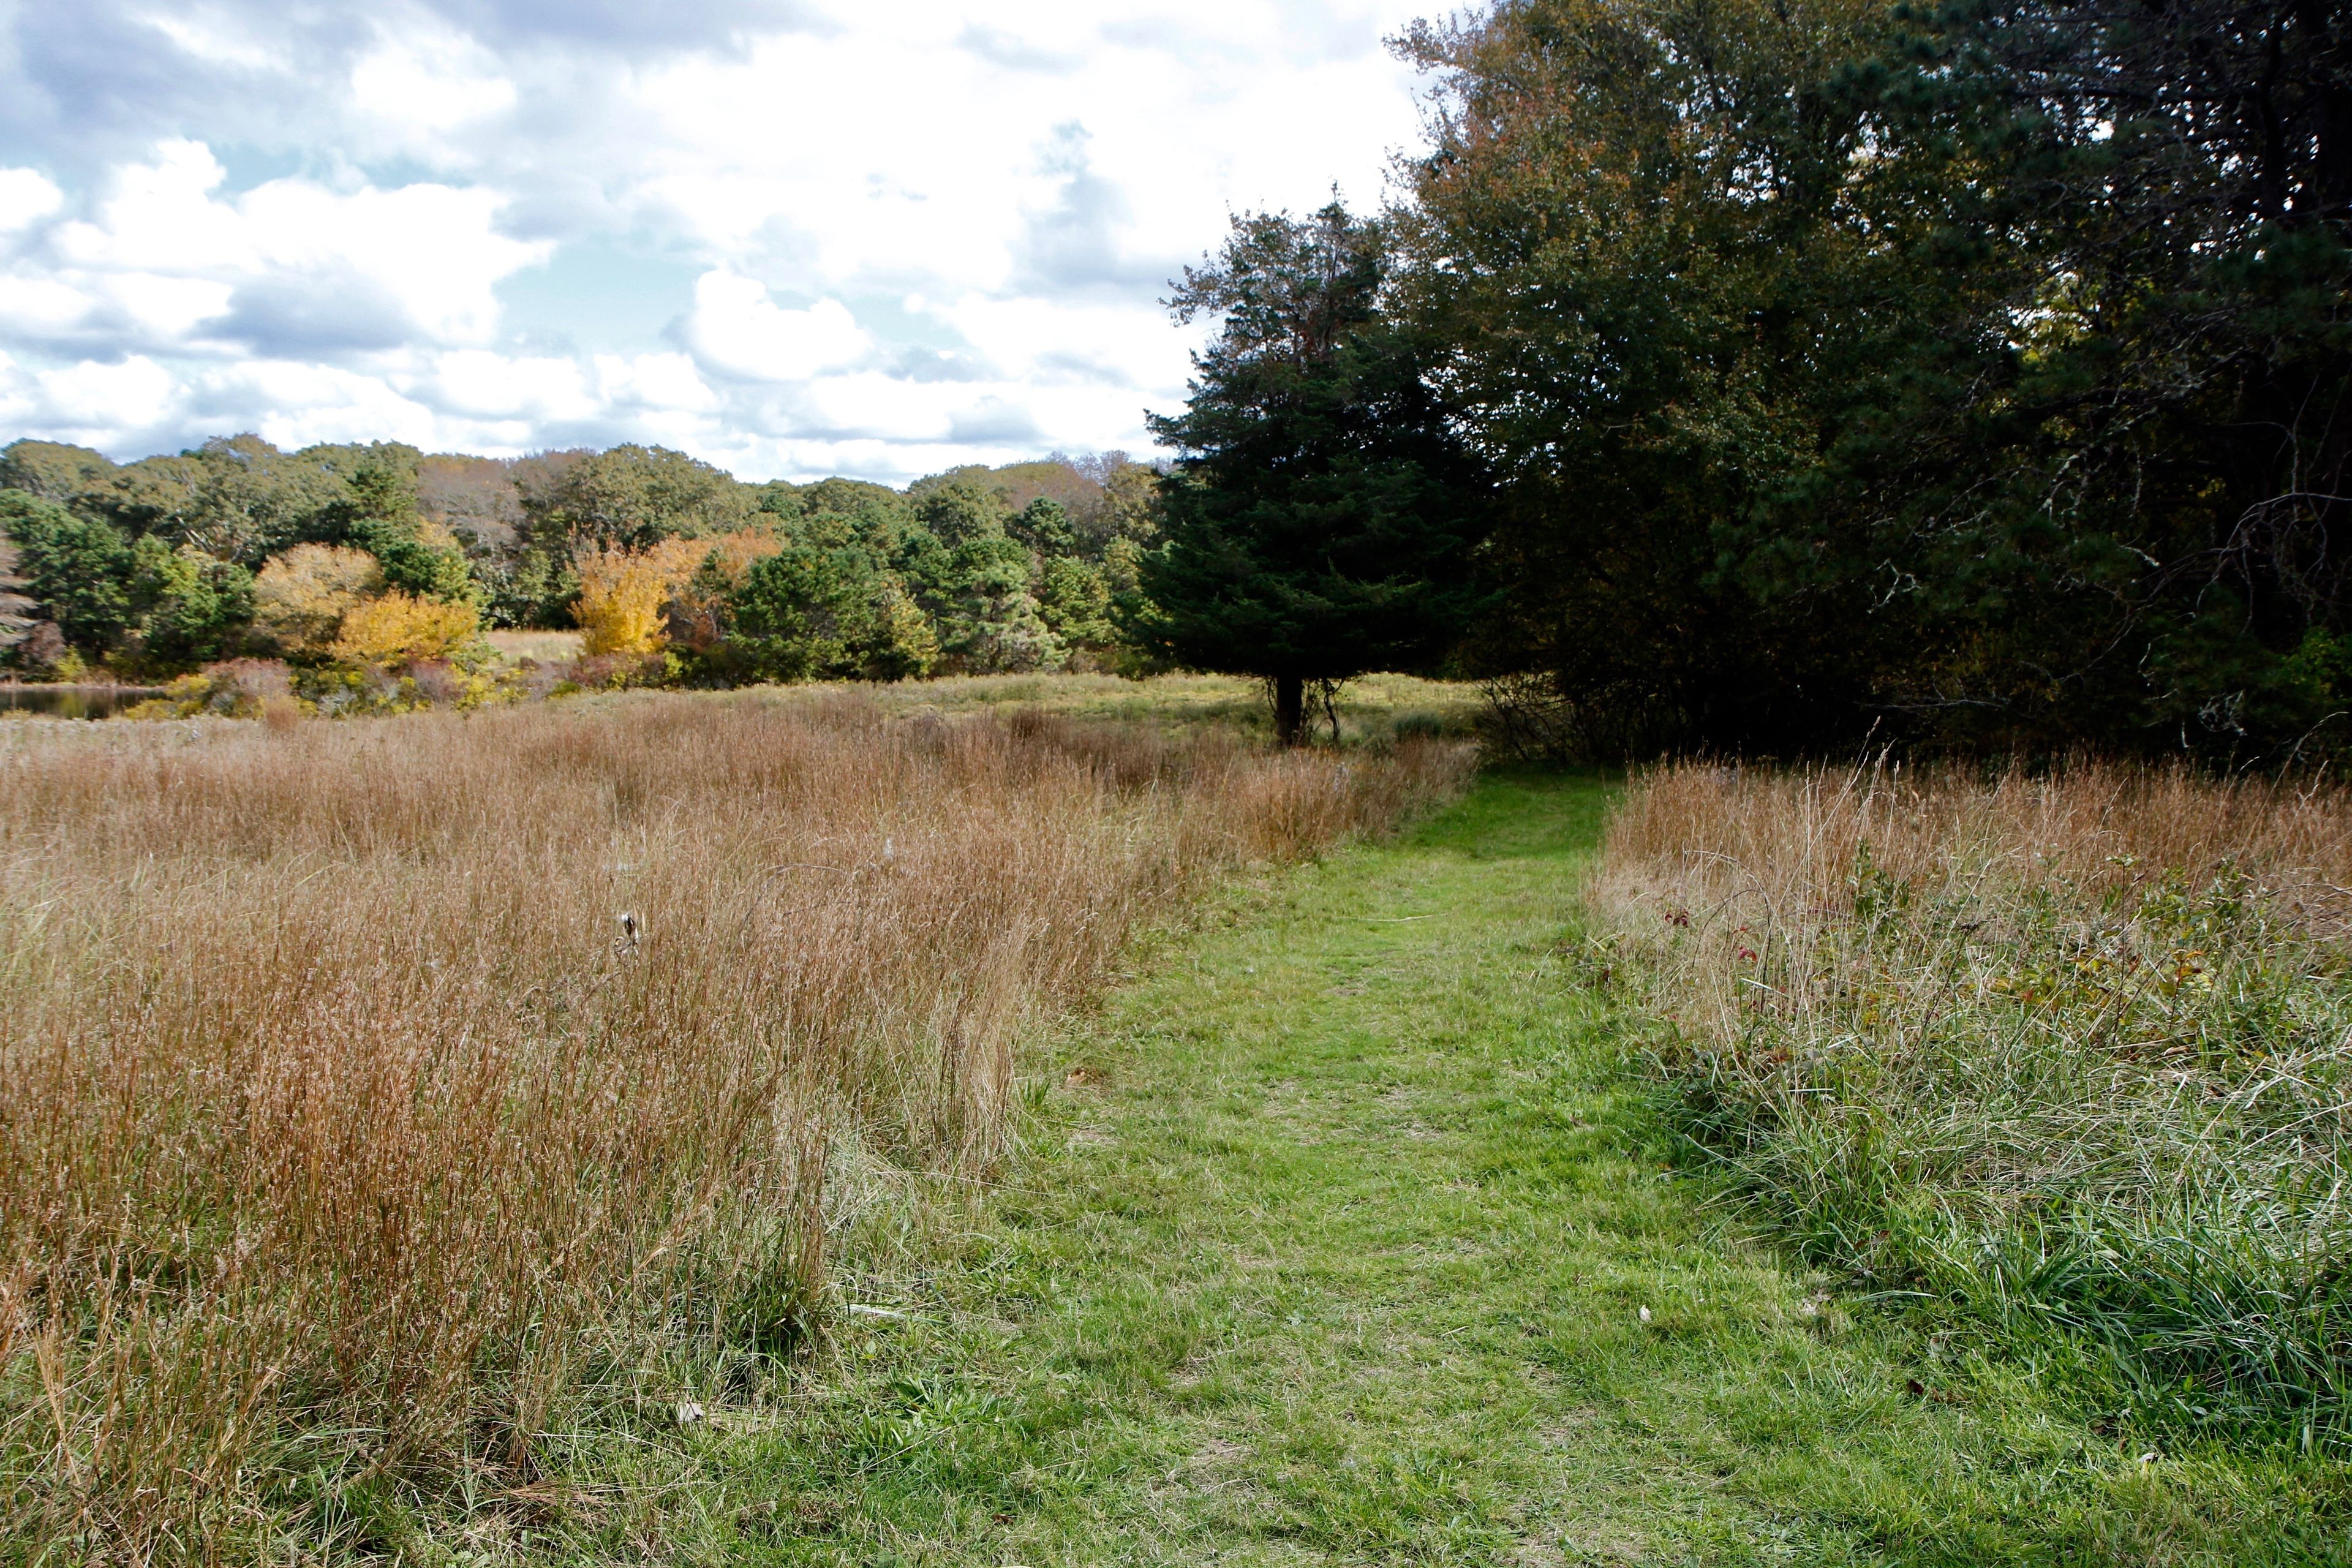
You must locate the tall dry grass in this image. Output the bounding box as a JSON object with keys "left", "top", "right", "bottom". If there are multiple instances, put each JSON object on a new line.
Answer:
{"left": 0, "top": 693, "right": 1471, "bottom": 1559}
{"left": 1598, "top": 760, "right": 2352, "bottom": 1442}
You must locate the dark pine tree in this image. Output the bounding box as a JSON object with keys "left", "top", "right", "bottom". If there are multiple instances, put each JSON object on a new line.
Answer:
{"left": 1129, "top": 203, "right": 1492, "bottom": 744}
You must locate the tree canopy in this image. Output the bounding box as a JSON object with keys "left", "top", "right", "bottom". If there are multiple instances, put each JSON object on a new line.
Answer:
{"left": 1392, "top": 0, "right": 2351, "bottom": 759}
{"left": 15, "top": 0, "right": 2328, "bottom": 763}
{"left": 0, "top": 435, "right": 1159, "bottom": 687}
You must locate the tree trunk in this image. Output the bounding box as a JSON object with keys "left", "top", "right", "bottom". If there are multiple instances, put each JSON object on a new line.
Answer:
{"left": 1272, "top": 673, "right": 1305, "bottom": 747}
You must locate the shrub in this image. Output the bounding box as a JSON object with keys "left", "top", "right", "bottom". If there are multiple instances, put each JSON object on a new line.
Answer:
{"left": 560, "top": 650, "right": 675, "bottom": 691}
{"left": 573, "top": 545, "right": 676, "bottom": 655}
{"left": 252, "top": 544, "right": 385, "bottom": 656}
{"left": 1391, "top": 709, "right": 1446, "bottom": 741}
{"left": 405, "top": 658, "right": 469, "bottom": 706}
{"left": 123, "top": 659, "right": 299, "bottom": 720}
{"left": 330, "top": 589, "right": 482, "bottom": 668}
{"left": 13, "top": 620, "right": 68, "bottom": 677}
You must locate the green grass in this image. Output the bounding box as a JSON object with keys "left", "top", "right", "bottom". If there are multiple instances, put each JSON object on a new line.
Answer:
{"left": 455, "top": 774, "right": 2344, "bottom": 1564}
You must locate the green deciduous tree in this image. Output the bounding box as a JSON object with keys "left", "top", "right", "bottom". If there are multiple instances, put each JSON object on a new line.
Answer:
{"left": 127, "top": 536, "right": 255, "bottom": 666}
{"left": 911, "top": 475, "right": 1009, "bottom": 549}
{"left": 533, "top": 444, "right": 755, "bottom": 551}
{"left": 0, "top": 440, "right": 117, "bottom": 503}
{"left": 95, "top": 437, "right": 357, "bottom": 565}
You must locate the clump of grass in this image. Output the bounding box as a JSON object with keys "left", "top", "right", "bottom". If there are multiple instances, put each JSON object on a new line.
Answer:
{"left": 1597, "top": 760, "right": 2352, "bottom": 1445}
{"left": 0, "top": 692, "right": 1471, "bottom": 1559}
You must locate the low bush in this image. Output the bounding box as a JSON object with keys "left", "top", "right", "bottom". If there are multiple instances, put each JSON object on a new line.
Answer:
{"left": 330, "top": 589, "right": 484, "bottom": 667}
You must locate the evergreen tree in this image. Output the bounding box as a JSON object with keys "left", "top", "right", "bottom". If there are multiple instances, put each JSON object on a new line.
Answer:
{"left": 1395, "top": 0, "right": 2351, "bottom": 758}
{"left": 3, "top": 492, "right": 135, "bottom": 652}
{"left": 725, "top": 543, "right": 935, "bottom": 681}
{"left": 1130, "top": 203, "right": 1493, "bottom": 743}
{"left": 944, "top": 530, "right": 1061, "bottom": 673}
{"left": 126, "top": 537, "right": 255, "bottom": 665}
{"left": 329, "top": 458, "right": 478, "bottom": 605}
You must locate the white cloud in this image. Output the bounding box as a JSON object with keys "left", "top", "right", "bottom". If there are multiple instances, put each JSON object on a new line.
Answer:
{"left": 424, "top": 349, "right": 598, "bottom": 422}
{"left": 941, "top": 293, "right": 1188, "bottom": 391}
{"left": 103, "top": 274, "right": 236, "bottom": 338}
{"left": 224, "top": 360, "right": 443, "bottom": 448}
{"left": 685, "top": 271, "right": 871, "bottom": 382}
{"left": 235, "top": 178, "right": 545, "bottom": 344}
{"left": 0, "top": 353, "right": 36, "bottom": 426}
{"left": 138, "top": 9, "right": 288, "bottom": 72}
{"left": 37, "top": 355, "right": 178, "bottom": 431}
{"left": 28, "top": 140, "right": 547, "bottom": 353}
{"left": 0, "top": 169, "right": 65, "bottom": 233}
{"left": 594, "top": 352, "right": 721, "bottom": 415}
{"left": 0, "top": 1, "right": 1435, "bottom": 478}
{"left": 350, "top": 18, "right": 519, "bottom": 159}
{"left": 51, "top": 141, "right": 251, "bottom": 274}
{"left": 0, "top": 276, "right": 94, "bottom": 336}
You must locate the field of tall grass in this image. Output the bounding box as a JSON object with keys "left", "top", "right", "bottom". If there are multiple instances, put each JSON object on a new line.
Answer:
{"left": 1597, "top": 761, "right": 2352, "bottom": 1448}
{"left": 0, "top": 692, "right": 1470, "bottom": 1560}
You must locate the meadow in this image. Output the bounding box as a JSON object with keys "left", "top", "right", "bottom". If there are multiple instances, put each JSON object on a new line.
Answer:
{"left": 12, "top": 684, "right": 2352, "bottom": 1564}
{"left": 0, "top": 690, "right": 1469, "bottom": 1560}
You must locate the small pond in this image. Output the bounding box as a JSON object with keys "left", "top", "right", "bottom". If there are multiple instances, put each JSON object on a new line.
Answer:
{"left": 0, "top": 685, "right": 167, "bottom": 719}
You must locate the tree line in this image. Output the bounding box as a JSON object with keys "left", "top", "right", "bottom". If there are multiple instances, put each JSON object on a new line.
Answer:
{"left": 0, "top": 435, "right": 1162, "bottom": 692}
{"left": 1136, "top": 0, "right": 2350, "bottom": 758}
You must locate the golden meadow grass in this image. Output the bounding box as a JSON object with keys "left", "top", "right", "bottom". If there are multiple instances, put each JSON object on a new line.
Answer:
{"left": 0, "top": 693, "right": 1471, "bottom": 1558}
{"left": 1597, "top": 761, "right": 2352, "bottom": 1440}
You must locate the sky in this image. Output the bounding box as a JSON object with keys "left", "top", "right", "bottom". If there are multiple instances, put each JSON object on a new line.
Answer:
{"left": 0, "top": 1, "right": 1439, "bottom": 483}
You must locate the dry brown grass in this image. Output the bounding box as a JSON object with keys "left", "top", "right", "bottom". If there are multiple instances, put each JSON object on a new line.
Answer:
{"left": 0, "top": 692, "right": 1471, "bottom": 1559}
{"left": 1604, "top": 760, "right": 2352, "bottom": 947}
{"left": 1597, "top": 760, "right": 2352, "bottom": 1437}
{"left": 1599, "top": 757, "right": 2352, "bottom": 1053}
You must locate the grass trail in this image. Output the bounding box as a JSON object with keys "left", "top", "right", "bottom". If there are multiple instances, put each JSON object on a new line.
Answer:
{"left": 585, "top": 775, "right": 2337, "bottom": 1566}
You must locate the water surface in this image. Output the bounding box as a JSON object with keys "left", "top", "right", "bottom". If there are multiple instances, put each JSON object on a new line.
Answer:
{"left": 0, "top": 685, "right": 165, "bottom": 719}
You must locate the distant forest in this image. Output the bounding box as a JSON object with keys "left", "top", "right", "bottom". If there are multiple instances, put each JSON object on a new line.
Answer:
{"left": 0, "top": 437, "right": 1164, "bottom": 694}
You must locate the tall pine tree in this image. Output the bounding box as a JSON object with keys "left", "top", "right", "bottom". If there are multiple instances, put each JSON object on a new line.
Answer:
{"left": 1129, "top": 204, "right": 1491, "bottom": 743}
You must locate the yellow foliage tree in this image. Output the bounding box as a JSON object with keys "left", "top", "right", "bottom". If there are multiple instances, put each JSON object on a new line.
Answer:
{"left": 253, "top": 545, "right": 384, "bottom": 656}
{"left": 572, "top": 539, "right": 733, "bottom": 655}
{"left": 331, "top": 590, "right": 482, "bottom": 667}
{"left": 660, "top": 530, "right": 788, "bottom": 650}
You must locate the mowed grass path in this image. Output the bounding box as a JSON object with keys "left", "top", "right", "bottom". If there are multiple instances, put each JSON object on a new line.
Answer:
{"left": 596, "top": 776, "right": 2329, "bottom": 1566}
